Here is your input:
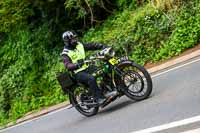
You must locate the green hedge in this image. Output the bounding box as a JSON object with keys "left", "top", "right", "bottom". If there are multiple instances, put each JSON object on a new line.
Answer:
{"left": 83, "top": 1, "right": 200, "bottom": 65}
{"left": 155, "top": 1, "right": 200, "bottom": 60}
{"left": 0, "top": 25, "right": 66, "bottom": 125}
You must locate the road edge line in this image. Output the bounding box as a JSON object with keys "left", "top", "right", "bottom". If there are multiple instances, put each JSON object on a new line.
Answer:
{"left": 132, "top": 115, "right": 200, "bottom": 133}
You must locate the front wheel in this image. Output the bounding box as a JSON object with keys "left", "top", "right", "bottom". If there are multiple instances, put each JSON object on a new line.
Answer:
{"left": 117, "top": 61, "right": 153, "bottom": 101}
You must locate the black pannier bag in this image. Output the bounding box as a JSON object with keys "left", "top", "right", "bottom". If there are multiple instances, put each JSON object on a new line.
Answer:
{"left": 56, "top": 72, "right": 74, "bottom": 93}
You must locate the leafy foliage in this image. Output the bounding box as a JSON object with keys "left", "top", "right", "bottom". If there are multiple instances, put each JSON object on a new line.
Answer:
{"left": 0, "top": 0, "right": 200, "bottom": 126}
{"left": 155, "top": 1, "right": 200, "bottom": 60}
{"left": 83, "top": 3, "right": 172, "bottom": 64}
{"left": 0, "top": 26, "right": 66, "bottom": 125}
{"left": 64, "top": 0, "right": 114, "bottom": 28}
{"left": 0, "top": 0, "right": 33, "bottom": 33}
{"left": 83, "top": 1, "right": 200, "bottom": 64}
{"left": 63, "top": 0, "right": 146, "bottom": 28}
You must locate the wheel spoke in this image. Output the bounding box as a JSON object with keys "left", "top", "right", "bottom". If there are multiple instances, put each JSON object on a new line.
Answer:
{"left": 116, "top": 63, "right": 152, "bottom": 100}
{"left": 72, "top": 86, "right": 98, "bottom": 115}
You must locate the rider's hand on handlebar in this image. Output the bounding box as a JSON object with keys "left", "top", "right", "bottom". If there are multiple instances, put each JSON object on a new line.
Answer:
{"left": 76, "top": 59, "right": 84, "bottom": 68}
{"left": 98, "top": 46, "right": 112, "bottom": 56}
{"left": 101, "top": 45, "right": 108, "bottom": 49}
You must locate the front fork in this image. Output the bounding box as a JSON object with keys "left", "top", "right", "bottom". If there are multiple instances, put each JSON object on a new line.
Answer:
{"left": 111, "top": 60, "right": 135, "bottom": 92}
{"left": 110, "top": 65, "right": 125, "bottom": 92}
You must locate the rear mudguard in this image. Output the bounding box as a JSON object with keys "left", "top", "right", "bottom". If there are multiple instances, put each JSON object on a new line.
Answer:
{"left": 62, "top": 86, "right": 75, "bottom": 107}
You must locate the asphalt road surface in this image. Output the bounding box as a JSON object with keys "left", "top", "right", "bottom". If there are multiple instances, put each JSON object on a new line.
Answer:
{"left": 1, "top": 57, "right": 200, "bottom": 133}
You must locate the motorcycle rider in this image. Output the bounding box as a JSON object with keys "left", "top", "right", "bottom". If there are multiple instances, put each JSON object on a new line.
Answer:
{"left": 61, "top": 31, "right": 111, "bottom": 105}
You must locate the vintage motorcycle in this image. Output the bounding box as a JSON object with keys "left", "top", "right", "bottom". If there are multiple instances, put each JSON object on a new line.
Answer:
{"left": 57, "top": 47, "right": 152, "bottom": 117}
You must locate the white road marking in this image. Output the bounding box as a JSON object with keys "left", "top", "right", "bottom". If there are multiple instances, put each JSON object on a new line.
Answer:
{"left": 132, "top": 115, "right": 200, "bottom": 133}
{"left": 181, "top": 128, "right": 200, "bottom": 133}
{"left": 0, "top": 106, "right": 71, "bottom": 132}
{"left": 1, "top": 57, "right": 200, "bottom": 132}
{"left": 151, "top": 57, "right": 200, "bottom": 78}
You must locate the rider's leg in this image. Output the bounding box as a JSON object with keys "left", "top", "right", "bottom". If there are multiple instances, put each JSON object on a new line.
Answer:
{"left": 75, "top": 71, "right": 104, "bottom": 101}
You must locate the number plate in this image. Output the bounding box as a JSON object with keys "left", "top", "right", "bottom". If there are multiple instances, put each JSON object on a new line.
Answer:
{"left": 109, "top": 58, "right": 119, "bottom": 65}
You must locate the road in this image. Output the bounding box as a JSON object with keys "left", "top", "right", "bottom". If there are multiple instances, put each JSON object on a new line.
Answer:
{"left": 1, "top": 57, "right": 200, "bottom": 133}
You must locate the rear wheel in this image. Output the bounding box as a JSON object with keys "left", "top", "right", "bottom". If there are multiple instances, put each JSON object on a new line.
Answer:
{"left": 69, "top": 86, "right": 99, "bottom": 117}
{"left": 117, "top": 62, "right": 152, "bottom": 101}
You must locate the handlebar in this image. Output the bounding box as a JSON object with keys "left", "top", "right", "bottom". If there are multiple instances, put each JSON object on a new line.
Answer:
{"left": 84, "top": 47, "right": 114, "bottom": 65}
{"left": 84, "top": 55, "right": 105, "bottom": 65}
{"left": 84, "top": 60, "right": 94, "bottom": 64}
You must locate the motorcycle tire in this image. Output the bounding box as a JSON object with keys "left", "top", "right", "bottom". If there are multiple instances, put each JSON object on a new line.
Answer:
{"left": 118, "top": 61, "right": 153, "bottom": 101}
{"left": 69, "top": 87, "right": 99, "bottom": 117}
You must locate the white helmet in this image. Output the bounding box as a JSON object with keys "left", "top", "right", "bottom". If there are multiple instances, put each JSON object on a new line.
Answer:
{"left": 62, "top": 31, "right": 77, "bottom": 42}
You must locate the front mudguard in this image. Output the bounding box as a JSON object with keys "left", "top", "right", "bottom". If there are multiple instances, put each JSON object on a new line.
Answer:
{"left": 117, "top": 60, "right": 146, "bottom": 71}
{"left": 117, "top": 60, "right": 136, "bottom": 69}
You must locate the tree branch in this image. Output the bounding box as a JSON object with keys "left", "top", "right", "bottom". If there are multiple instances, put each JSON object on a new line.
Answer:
{"left": 100, "top": 0, "right": 113, "bottom": 13}
{"left": 84, "top": 0, "right": 94, "bottom": 27}
{"left": 105, "top": 0, "right": 116, "bottom": 6}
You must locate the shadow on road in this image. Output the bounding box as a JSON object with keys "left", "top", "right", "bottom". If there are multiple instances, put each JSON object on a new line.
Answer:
{"left": 99, "top": 99, "right": 136, "bottom": 115}
{"left": 61, "top": 96, "right": 155, "bottom": 129}
{"left": 99, "top": 94, "right": 155, "bottom": 115}
{"left": 63, "top": 99, "right": 136, "bottom": 127}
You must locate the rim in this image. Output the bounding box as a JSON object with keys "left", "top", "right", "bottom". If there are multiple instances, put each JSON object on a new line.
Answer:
{"left": 123, "top": 71, "right": 144, "bottom": 94}
{"left": 73, "top": 87, "right": 97, "bottom": 113}
{"left": 121, "top": 66, "right": 149, "bottom": 97}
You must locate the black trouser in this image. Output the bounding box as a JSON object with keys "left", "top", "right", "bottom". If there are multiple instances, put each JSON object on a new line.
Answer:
{"left": 74, "top": 66, "right": 103, "bottom": 99}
